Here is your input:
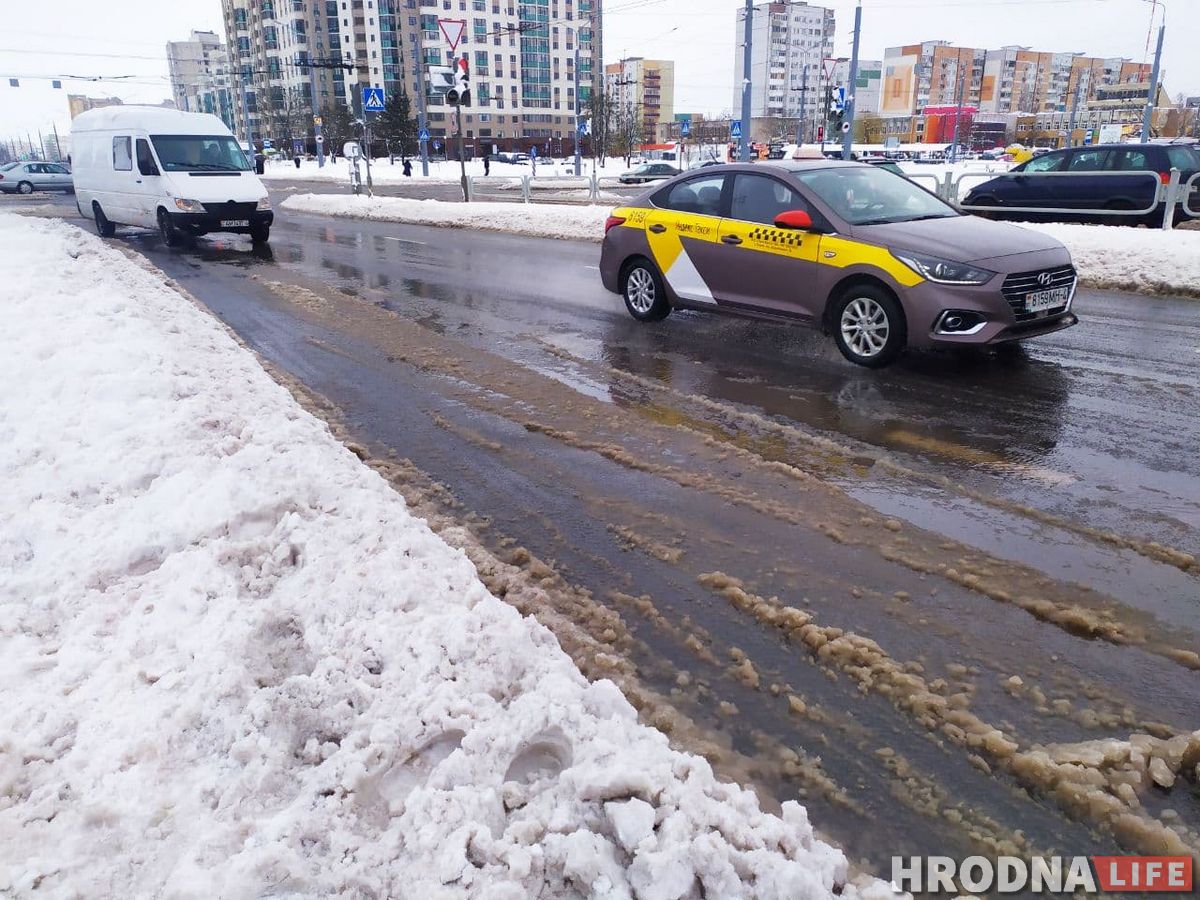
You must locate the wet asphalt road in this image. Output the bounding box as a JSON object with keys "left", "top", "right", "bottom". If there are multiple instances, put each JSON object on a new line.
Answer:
{"left": 10, "top": 189, "right": 1200, "bottom": 877}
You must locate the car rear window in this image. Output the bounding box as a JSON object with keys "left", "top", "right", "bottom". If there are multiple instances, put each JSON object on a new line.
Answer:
{"left": 1166, "top": 146, "right": 1200, "bottom": 171}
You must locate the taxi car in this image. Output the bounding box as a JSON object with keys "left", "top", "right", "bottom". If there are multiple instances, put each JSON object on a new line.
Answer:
{"left": 599, "top": 161, "right": 1078, "bottom": 367}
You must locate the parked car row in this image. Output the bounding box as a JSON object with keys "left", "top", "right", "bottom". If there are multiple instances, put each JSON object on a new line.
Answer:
{"left": 963, "top": 141, "right": 1200, "bottom": 227}
{"left": 0, "top": 160, "right": 73, "bottom": 194}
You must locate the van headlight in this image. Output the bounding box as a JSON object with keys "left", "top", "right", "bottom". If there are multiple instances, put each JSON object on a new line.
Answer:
{"left": 174, "top": 198, "right": 203, "bottom": 213}
{"left": 894, "top": 252, "right": 995, "bottom": 285}
{"left": 256, "top": 197, "right": 271, "bottom": 210}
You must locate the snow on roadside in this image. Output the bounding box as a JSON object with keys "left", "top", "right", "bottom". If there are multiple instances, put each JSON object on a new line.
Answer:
{"left": 1013, "top": 221, "right": 1200, "bottom": 298}
{"left": 281, "top": 193, "right": 1200, "bottom": 298}
{"left": 282, "top": 192, "right": 609, "bottom": 242}
{"left": 0, "top": 212, "right": 874, "bottom": 898}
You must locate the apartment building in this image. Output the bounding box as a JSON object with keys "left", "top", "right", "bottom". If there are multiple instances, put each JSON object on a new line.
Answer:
{"left": 733, "top": 1, "right": 835, "bottom": 130}
{"left": 221, "top": 0, "right": 601, "bottom": 150}
{"left": 167, "top": 31, "right": 236, "bottom": 131}
{"left": 604, "top": 57, "right": 675, "bottom": 144}
{"left": 67, "top": 95, "right": 124, "bottom": 119}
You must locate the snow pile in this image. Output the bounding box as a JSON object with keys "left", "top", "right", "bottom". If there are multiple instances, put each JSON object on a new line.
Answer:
{"left": 281, "top": 193, "right": 610, "bottom": 242}
{"left": 282, "top": 194, "right": 1200, "bottom": 297}
{"left": 0, "top": 212, "right": 867, "bottom": 898}
{"left": 1016, "top": 221, "right": 1200, "bottom": 298}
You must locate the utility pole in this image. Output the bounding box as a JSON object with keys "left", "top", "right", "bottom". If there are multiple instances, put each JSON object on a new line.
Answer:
{"left": 949, "top": 58, "right": 966, "bottom": 163}
{"left": 794, "top": 61, "right": 809, "bottom": 146}
{"left": 739, "top": 0, "right": 753, "bottom": 164}
{"left": 52, "top": 122, "right": 62, "bottom": 161}
{"left": 305, "top": 59, "right": 325, "bottom": 167}
{"left": 413, "top": 58, "right": 430, "bottom": 176}
{"left": 1141, "top": 19, "right": 1165, "bottom": 143}
{"left": 574, "top": 33, "right": 582, "bottom": 176}
{"left": 1067, "top": 70, "right": 1083, "bottom": 146}
{"left": 841, "top": 1, "right": 862, "bottom": 160}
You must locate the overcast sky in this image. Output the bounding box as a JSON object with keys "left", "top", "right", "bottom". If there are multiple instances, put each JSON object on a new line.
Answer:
{"left": 1, "top": 0, "right": 1196, "bottom": 147}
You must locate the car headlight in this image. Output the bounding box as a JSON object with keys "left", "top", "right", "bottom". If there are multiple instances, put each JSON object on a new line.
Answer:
{"left": 174, "top": 198, "right": 203, "bottom": 213}
{"left": 256, "top": 196, "right": 271, "bottom": 210}
{"left": 893, "top": 252, "right": 995, "bottom": 285}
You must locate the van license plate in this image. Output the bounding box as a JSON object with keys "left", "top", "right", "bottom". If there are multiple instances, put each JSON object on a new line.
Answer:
{"left": 1025, "top": 286, "right": 1069, "bottom": 312}
{"left": 220, "top": 219, "right": 249, "bottom": 227}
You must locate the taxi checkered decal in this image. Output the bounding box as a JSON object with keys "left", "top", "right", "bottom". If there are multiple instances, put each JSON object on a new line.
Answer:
{"left": 748, "top": 227, "right": 806, "bottom": 247}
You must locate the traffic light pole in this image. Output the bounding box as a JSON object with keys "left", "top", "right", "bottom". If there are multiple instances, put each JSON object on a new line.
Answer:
{"left": 574, "top": 41, "right": 582, "bottom": 176}
{"left": 1141, "top": 20, "right": 1164, "bottom": 144}
{"left": 456, "top": 104, "right": 468, "bottom": 201}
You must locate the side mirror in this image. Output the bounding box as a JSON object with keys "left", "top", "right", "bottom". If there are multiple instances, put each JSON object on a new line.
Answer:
{"left": 774, "top": 209, "right": 814, "bottom": 230}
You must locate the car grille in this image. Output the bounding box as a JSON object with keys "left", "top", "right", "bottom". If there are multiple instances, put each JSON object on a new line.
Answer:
{"left": 201, "top": 200, "right": 257, "bottom": 218}
{"left": 1001, "top": 264, "right": 1077, "bottom": 323}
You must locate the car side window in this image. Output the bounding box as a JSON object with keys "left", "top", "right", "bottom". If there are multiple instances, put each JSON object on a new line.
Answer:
{"left": 46, "top": 164, "right": 67, "bottom": 174}
{"left": 136, "top": 139, "right": 159, "bottom": 176}
{"left": 656, "top": 174, "right": 726, "bottom": 217}
{"left": 1107, "top": 149, "right": 1150, "bottom": 171}
{"left": 729, "top": 174, "right": 808, "bottom": 225}
{"left": 1023, "top": 153, "right": 1065, "bottom": 173}
{"left": 1067, "top": 149, "right": 1110, "bottom": 171}
{"left": 113, "top": 136, "right": 132, "bottom": 171}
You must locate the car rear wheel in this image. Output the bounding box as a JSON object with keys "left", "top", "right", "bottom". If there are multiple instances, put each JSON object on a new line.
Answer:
{"left": 93, "top": 202, "right": 116, "bottom": 238}
{"left": 622, "top": 259, "right": 671, "bottom": 322}
{"left": 17, "top": 181, "right": 33, "bottom": 195}
{"left": 833, "top": 287, "right": 906, "bottom": 368}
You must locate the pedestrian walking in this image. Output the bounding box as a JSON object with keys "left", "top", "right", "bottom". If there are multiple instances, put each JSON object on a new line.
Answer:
{"left": 483, "top": 155, "right": 490, "bottom": 176}
{"left": 402, "top": 157, "right": 412, "bottom": 177}
{"left": 293, "top": 154, "right": 301, "bottom": 169}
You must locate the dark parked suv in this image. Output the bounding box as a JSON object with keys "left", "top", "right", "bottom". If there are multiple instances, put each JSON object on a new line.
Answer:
{"left": 963, "top": 142, "right": 1200, "bottom": 226}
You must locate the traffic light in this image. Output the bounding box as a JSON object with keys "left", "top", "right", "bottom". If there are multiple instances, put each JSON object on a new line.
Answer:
{"left": 447, "top": 55, "right": 471, "bottom": 107}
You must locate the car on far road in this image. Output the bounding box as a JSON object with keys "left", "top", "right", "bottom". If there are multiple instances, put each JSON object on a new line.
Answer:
{"left": 489, "top": 152, "right": 530, "bottom": 165}
{"left": 618, "top": 163, "right": 681, "bottom": 185}
{"left": 599, "top": 160, "right": 1078, "bottom": 368}
{"left": 0, "top": 160, "right": 74, "bottom": 194}
{"left": 963, "top": 142, "right": 1200, "bottom": 227}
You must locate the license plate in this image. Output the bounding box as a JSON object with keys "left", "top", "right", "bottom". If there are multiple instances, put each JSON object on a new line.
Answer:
{"left": 220, "top": 219, "right": 249, "bottom": 227}
{"left": 1025, "top": 286, "right": 1069, "bottom": 312}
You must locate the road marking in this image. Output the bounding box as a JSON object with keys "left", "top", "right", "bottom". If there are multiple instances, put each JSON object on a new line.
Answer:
{"left": 583, "top": 265, "right": 599, "bottom": 270}
{"left": 383, "top": 237, "right": 426, "bottom": 245}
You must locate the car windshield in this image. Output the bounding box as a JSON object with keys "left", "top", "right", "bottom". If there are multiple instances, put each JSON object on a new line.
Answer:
{"left": 796, "top": 166, "right": 958, "bottom": 225}
{"left": 150, "top": 135, "right": 252, "bottom": 172}
{"left": 0, "top": 162, "right": 18, "bottom": 171}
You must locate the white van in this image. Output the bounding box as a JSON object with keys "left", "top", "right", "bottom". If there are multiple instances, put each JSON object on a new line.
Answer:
{"left": 72, "top": 106, "right": 273, "bottom": 245}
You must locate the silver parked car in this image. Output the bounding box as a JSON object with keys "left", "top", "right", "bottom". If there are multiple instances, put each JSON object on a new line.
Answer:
{"left": 0, "top": 160, "right": 74, "bottom": 194}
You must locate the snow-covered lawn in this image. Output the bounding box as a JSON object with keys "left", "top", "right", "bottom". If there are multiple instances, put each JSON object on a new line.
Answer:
{"left": 263, "top": 155, "right": 617, "bottom": 184}
{"left": 0, "top": 212, "right": 877, "bottom": 898}
{"left": 282, "top": 193, "right": 1200, "bottom": 298}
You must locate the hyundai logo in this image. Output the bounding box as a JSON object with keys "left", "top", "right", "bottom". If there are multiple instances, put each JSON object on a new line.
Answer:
{"left": 1037, "top": 272, "right": 1054, "bottom": 287}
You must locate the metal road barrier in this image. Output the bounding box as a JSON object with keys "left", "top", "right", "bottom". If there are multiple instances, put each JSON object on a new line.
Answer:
{"left": 1180, "top": 171, "right": 1200, "bottom": 221}
{"left": 464, "top": 173, "right": 653, "bottom": 206}
{"left": 953, "top": 169, "right": 1168, "bottom": 225}
{"left": 903, "top": 172, "right": 943, "bottom": 198}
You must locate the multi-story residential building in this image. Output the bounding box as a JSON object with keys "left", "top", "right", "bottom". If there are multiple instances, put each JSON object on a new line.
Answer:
{"left": 604, "top": 58, "right": 674, "bottom": 144}
{"left": 221, "top": 0, "right": 602, "bottom": 152}
{"left": 881, "top": 42, "right": 986, "bottom": 117}
{"left": 167, "top": 30, "right": 235, "bottom": 131}
{"left": 733, "top": 1, "right": 835, "bottom": 136}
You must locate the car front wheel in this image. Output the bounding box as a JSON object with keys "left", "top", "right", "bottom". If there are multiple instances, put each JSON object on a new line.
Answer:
{"left": 622, "top": 259, "right": 671, "bottom": 322}
{"left": 17, "top": 181, "right": 33, "bottom": 195}
{"left": 833, "top": 287, "right": 906, "bottom": 368}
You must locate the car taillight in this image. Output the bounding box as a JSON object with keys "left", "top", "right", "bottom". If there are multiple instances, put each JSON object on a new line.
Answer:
{"left": 605, "top": 215, "right": 626, "bottom": 234}
{"left": 1159, "top": 172, "right": 1172, "bottom": 185}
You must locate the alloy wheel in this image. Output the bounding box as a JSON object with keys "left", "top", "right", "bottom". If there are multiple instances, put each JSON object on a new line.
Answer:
{"left": 627, "top": 268, "right": 656, "bottom": 314}
{"left": 840, "top": 297, "right": 890, "bottom": 359}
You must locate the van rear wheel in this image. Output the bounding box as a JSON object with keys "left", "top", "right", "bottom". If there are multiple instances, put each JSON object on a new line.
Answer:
{"left": 93, "top": 202, "right": 116, "bottom": 238}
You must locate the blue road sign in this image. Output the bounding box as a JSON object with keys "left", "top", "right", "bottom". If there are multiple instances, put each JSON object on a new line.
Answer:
{"left": 362, "top": 86, "right": 385, "bottom": 113}
{"left": 731, "top": 120, "right": 742, "bottom": 139}
{"left": 680, "top": 120, "right": 691, "bottom": 137}
{"left": 577, "top": 118, "right": 588, "bottom": 136}
{"left": 418, "top": 127, "right": 431, "bottom": 142}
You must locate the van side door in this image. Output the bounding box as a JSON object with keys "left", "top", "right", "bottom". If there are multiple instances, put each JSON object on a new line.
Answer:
{"left": 110, "top": 135, "right": 136, "bottom": 224}
{"left": 133, "top": 138, "right": 163, "bottom": 227}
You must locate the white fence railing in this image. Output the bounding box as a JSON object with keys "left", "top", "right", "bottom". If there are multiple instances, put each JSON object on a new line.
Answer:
{"left": 465, "top": 173, "right": 650, "bottom": 205}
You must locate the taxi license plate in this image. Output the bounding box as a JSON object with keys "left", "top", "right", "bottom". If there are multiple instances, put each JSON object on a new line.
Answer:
{"left": 220, "top": 219, "right": 249, "bottom": 227}
{"left": 1025, "top": 286, "right": 1069, "bottom": 312}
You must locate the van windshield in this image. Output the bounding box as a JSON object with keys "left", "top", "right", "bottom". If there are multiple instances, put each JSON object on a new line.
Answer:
{"left": 150, "top": 135, "right": 251, "bottom": 172}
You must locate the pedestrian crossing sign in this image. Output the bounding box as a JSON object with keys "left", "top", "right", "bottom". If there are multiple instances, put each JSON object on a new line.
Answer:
{"left": 419, "top": 127, "right": 431, "bottom": 142}
{"left": 362, "top": 87, "right": 385, "bottom": 113}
